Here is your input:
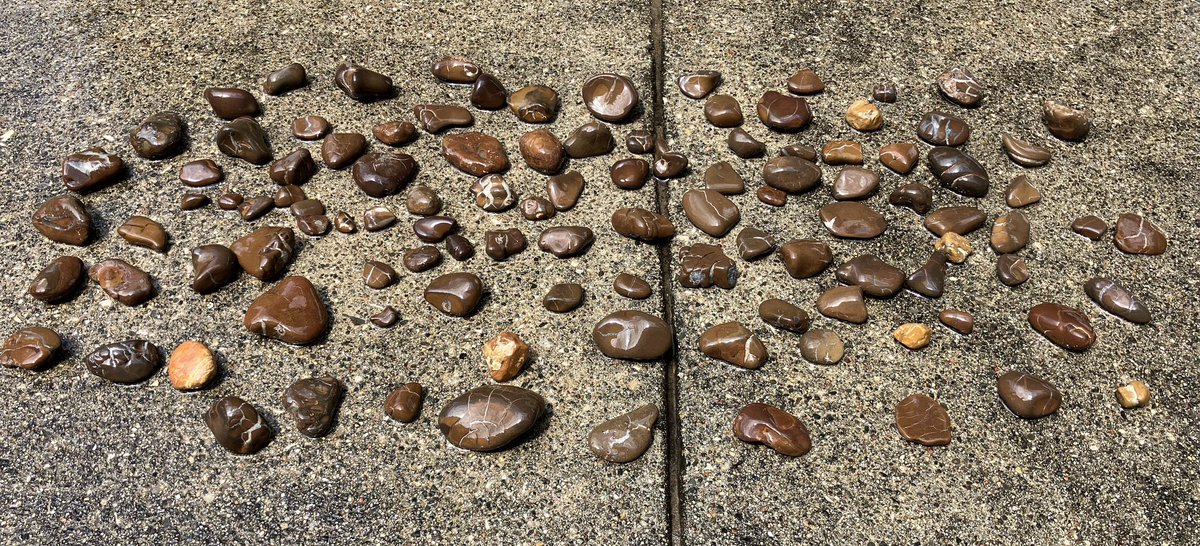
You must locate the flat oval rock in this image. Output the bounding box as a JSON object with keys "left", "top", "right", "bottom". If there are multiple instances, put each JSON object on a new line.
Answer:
{"left": 263, "top": 63, "right": 307, "bottom": 95}
{"left": 117, "top": 216, "right": 167, "bottom": 252}
{"left": 424, "top": 272, "right": 483, "bottom": 317}
{"left": 836, "top": 254, "right": 904, "bottom": 298}
{"left": 230, "top": 226, "right": 295, "bottom": 281}
{"left": 1084, "top": 277, "right": 1152, "bottom": 324}
{"left": 677, "top": 243, "right": 737, "bottom": 289}
{"left": 895, "top": 394, "right": 952, "bottom": 446}
{"left": 85, "top": 340, "right": 161, "bottom": 384}
{"left": 678, "top": 71, "right": 721, "bottom": 99}
{"left": 32, "top": 195, "right": 91, "bottom": 246}
{"left": 917, "top": 111, "right": 971, "bottom": 146}
{"left": 2, "top": 327, "right": 61, "bottom": 370}
{"left": 831, "top": 167, "right": 880, "bottom": 200}
{"left": 779, "top": 239, "right": 832, "bottom": 279}
{"left": 519, "top": 129, "right": 565, "bottom": 175}
{"left": 538, "top": 226, "right": 595, "bottom": 258}
{"left": 1028, "top": 302, "right": 1096, "bottom": 351}
{"left": 762, "top": 156, "right": 821, "bottom": 194}
{"left": 704, "top": 94, "right": 743, "bottom": 127}
{"left": 758, "top": 298, "right": 810, "bottom": 333}
{"left": 924, "top": 206, "right": 987, "bottom": 236}
{"left": 282, "top": 376, "right": 343, "bottom": 437}
{"left": 292, "top": 115, "right": 330, "bottom": 140}
{"left": 191, "top": 244, "right": 240, "bottom": 294}
{"left": 819, "top": 202, "right": 886, "bottom": 239}
{"left": 592, "top": 310, "right": 673, "bottom": 360}
{"left": 800, "top": 329, "right": 843, "bottom": 365}
{"left": 879, "top": 142, "right": 919, "bottom": 174}
{"left": 816, "top": 285, "right": 867, "bottom": 324}
{"left": 699, "top": 321, "right": 766, "bottom": 369}
{"left": 413, "top": 104, "right": 474, "bottom": 133}
{"left": 89, "top": 259, "right": 154, "bottom": 306}
{"left": 756, "top": 91, "right": 812, "bottom": 131}
{"left": 216, "top": 117, "right": 272, "bottom": 165}
{"left": 438, "top": 385, "right": 545, "bottom": 451}
{"left": 613, "top": 273, "right": 652, "bottom": 300}
{"left": 244, "top": 276, "right": 328, "bottom": 345}
{"left": 997, "top": 371, "right": 1062, "bottom": 419}
{"left": 1071, "top": 215, "right": 1108, "bottom": 240}
{"left": 179, "top": 159, "right": 223, "bottom": 187}
{"left": 372, "top": 120, "right": 417, "bottom": 146}
{"left": 927, "top": 147, "right": 989, "bottom": 198}
{"left": 786, "top": 68, "right": 824, "bottom": 94}
{"left": 563, "top": 121, "right": 615, "bottom": 158}
{"left": 442, "top": 132, "right": 509, "bottom": 176}
{"left": 130, "top": 112, "right": 185, "bottom": 159}
{"left": 543, "top": 283, "right": 584, "bottom": 313}
{"left": 733, "top": 403, "right": 812, "bottom": 457}
{"left": 939, "top": 309, "right": 974, "bottom": 334}
{"left": 28, "top": 255, "right": 85, "bottom": 302}
{"left": 611, "top": 207, "right": 675, "bottom": 242}
{"left": 432, "top": 56, "right": 480, "bottom": 83}
{"left": 582, "top": 73, "right": 639, "bottom": 122}
{"left": 588, "top": 404, "right": 658, "bottom": 463}
{"left": 736, "top": 227, "right": 776, "bottom": 260}
{"left": 206, "top": 396, "right": 272, "bottom": 454}
{"left": 204, "top": 87, "right": 260, "bottom": 120}
{"left": 62, "top": 147, "right": 124, "bottom": 192}
{"left": 997, "top": 254, "right": 1030, "bottom": 286}
{"left": 1113, "top": 213, "right": 1167, "bottom": 255}
{"left": 682, "top": 189, "right": 740, "bottom": 238}
{"left": 611, "top": 158, "right": 649, "bottom": 190}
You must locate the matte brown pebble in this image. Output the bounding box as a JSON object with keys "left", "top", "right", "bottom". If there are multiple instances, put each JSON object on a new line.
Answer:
{"left": 588, "top": 404, "right": 658, "bottom": 463}
{"left": 831, "top": 167, "right": 880, "bottom": 200}
{"left": 762, "top": 156, "right": 821, "bottom": 194}
{"left": 756, "top": 91, "right": 812, "bottom": 131}
{"left": 757, "top": 186, "right": 787, "bottom": 206}
{"left": 1084, "top": 278, "right": 1152, "bottom": 324}
{"left": 917, "top": 111, "right": 971, "bottom": 146}
{"left": 168, "top": 341, "right": 216, "bottom": 390}
{"left": 190, "top": 245, "right": 239, "bottom": 294}
{"left": 334, "top": 212, "right": 357, "bottom": 234}
{"left": 592, "top": 310, "right": 673, "bottom": 360}
{"left": 1028, "top": 302, "right": 1096, "bottom": 351}
{"left": 906, "top": 251, "right": 948, "bottom": 298}
{"left": 181, "top": 193, "right": 209, "bottom": 210}
{"left": 582, "top": 73, "right": 639, "bottom": 122}
{"left": 406, "top": 186, "right": 443, "bottom": 216}
{"left": 626, "top": 130, "right": 655, "bottom": 154}
{"left": 820, "top": 140, "right": 863, "bottom": 165}
{"left": 733, "top": 403, "right": 812, "bottom": 457}
{"left": 519, "top": 129, "right": 564, "bottom": 174}
{"left": 703, "top": 94, "right": 743, "bottom": 127}
{"left": 997, "top": 371, "right": 1062, "bottom": 419}
{"left": 678, "top": 71, "right": 721, "bottom": 99}
{"left": 927, "top": 146, "right": 989, "bottom": 198}
{"left": 997, "top": 254, "right": 1030, "bottom": 287}
{"left": 322, "top": 133, "right": 366, "bottom": 169}
{"left": 787, "top": 68, "right": 824, "bottom": 94}
{"left": 89, "top": 259, "right": 154, "bottom": 306}
{"left": 547, "top": 171, "right": 585, "bottom": 211}
{"left": 509, "top": 85, "right": 559, "bottom": 123}
{"left": 779, "top": 239, "right": 832, "bottom": 279}
{"left": 611, "top": 158, "right": 650, "bottom": 189}
{"left": 782, "top": 144, "right": 818, "bottom": 161}
{"left": 895, "top": 394, "right": 952, "bottom": 446}
{"left": 424, "top": 272, "right": 483, "bottom": 317}
{"left": 384, "top": 383, "right": 424, "bottom": 423}
{"left": 538, "top": 227, "right": 594, "bottom": 258}
{"left": 816, "top": 285, "right": 868, "bottom": 324}
{"left": 230, "top": 226, "right": 295, "bottom": 281}
{"left": 32, "top": 195, "right": 91, "bottom": 246}
{"left": 613, "top": 273, "right": 652, "bottom": 300}
{"left": 799, "top": 329, "right": 843, "bottom": 365}
{"left": 263, "top": 63, "right": 307, "bottom": 95}
{"left": 472, "top": 175, "right": 516, "bottom": 212}
{"left": 819, "top": 202, "right": 886, "bottom": 239}
{"left": 1042, "top": 100, "right": 1092, "bottom": 141}
{"left": 611, "top": 207, "right": 676, "bottom": 242}
{"left": 179, "top": 159, "right": 222, "bottom": 187}
{"left": 677, "top": 243, "right": 738, "bottom": 289}
{"left": 757, "top": 298, "right": 811, "bottom": 333}
{"left": 370, "top": 306, "right": 400, "bottom": 328}
{"left": 991, "top": 211, "right": 1031, "bottom": 254}
{"left": 889, "top": 183, "right": 934, "bottom": 215}
{"left": 736, "top": 227, "right": 776, "bottom": 260}
{"left": 237, "top": 195, "right": 274, "bottom": 221}
{"left": 216, "top": 117, "right": 272, "bottom": 165}
{"left": 873, "top": 83, "right": 897, "bottom": 103}
{"left": 130, "top": 112, "right": 185, "bottom": 160}
{"left": 938, "top": 66, "right": 986, "bottom": 107}
{"left": 893, "top": 323, "right": 932, "bottom": 350}
{"left": 269, "top": 149, "right": 317, "bottom": 186}
{"left": 727, "top": 128, "right": 766, "bottom": 158}
{"left": 334, "top": 62, "right": 393, "bottom": 101}
{"left": 438, "top": 385, "right": 545, "bottom": 451}
{"left": 1005, "top": 175, "right": 1042, "bottom": 207}
{"left": 244, "top": 276, "right": 329, "bottom": 345}
{"left": 699, "top": 322, "right": 767, "bottom": 369}
{"left": 296, "top": 215, "right": 330, "bottom": 237}
{"left": 879, "top": 142, "right": 919, "bottom": 174}
{"left": 85, "top": 340, "right": 161, "bottom": 384}
{"left": 62, "top": 147, "right": 124, "bottom": 192}
{"left": 704, "top": 161, "right": 744, "bottom": 194}
{"left": 483, "top": 332, "right": 529, "bottom": 382}
{"left": 282, "top": 376, "right": 343, "bottom": 437}
{"left": 431, "top": 56, "right": 480, "bottom": 83}
{"left": 543, "top": 283, "right": 584, "bottom": 313}
{"left": 28, "top": 255, "right": 85, "bottom": 302}
{"left": 403, "top": 246, "right": 442, "bottom": 273}
{"left": 445, "top": 234, "right": 474, "bottom": 261}
{"left": 353, "top": 152, "right": 417, "bottom": 198}
{"left": 939, "top": 309, "right": 974, "bottom": 334}
{"left": 413, "top": 104, "right": 473, "bottom": 133}
{"left": 682, "top": 189, "right": 740, "bottom": 237}
{"left": 845, "top": 100, "right": 883, "bottom": 132}
{"left": 291, "top": 116, "right": 330, "bottom": 140}
{"left": 372, "top": 120, "right": 417, "bottom": 146}
{"left": 1071, "top": 215, "right": 1107, "bottom": 240}
{"left": 413, "top": 216, "right": 457, "bottom": 243}
{"left": 442, "top": 132, "right": 509, "bottom": 176}
{"left": 925, "top": 206, "right": 987, "bottom": 236}
{"left": 470, "top": 73, "right": 508, "bottom": 110}
{"left": 217, "top": 192, "right": 243, "bottom": 210}
{"left": 1116, "top": 381, "right": 1151, "bottom": 409}
{"left": 117, "top": 216, "right": 167, "bottom": 252}
{"left": 1, "top": 327, "right": 61, "bottom": 370}
{"left": 1002, "top": 134, "right": 1051, "bottom": 167}
{"left": 563, "top": 121, "right": 615, "bottom": 158}
{"left": 206, "top": 396, "right": 272, "bottom": 454}
{"left": 836, "top": 254, "right": 904, "bottom": 298}
{"left": 204, "top": 87, "right": 260, "bottom": 120}
{"left": 1113, "top": 213, "right": 1167, "bottom": 255}
{"left": 362, "top": 260, "right": 398, "bottom": 289}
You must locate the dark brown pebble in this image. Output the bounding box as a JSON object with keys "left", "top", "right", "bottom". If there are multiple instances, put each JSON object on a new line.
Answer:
{"left": 547, "top": 171, "right": 585, "bottom": 211}
{"left": 237, "top": 195, "right": 274, "bottom": 221}
{"left": 895, "top": 394, "right": 952, "bottom": 446}
{"left": 1028, "top": 302, "right": 1096, "bottom": 351}
{"left": 204, "top": 87, "right": 259, "bottom": 120}
{"left": 819, "top": 202, "right": 886, "bottom": 239}
{"left": 352, "top": 152, "right": 417, "bottom": 198}
{"left": 424, "top": 272, "right": 483, "bottom": 316}
{"left": 62, "top": 147, "right": 124, "bottom": 192}
{"left": 334, "top": 62, "right": 393, "bottom": 101}
{"left": 190, "top": 244, "right": 240, "bottom": 294}
{"left": 334, "top": 212, "right": 357, "bottom": 234}
{"left": 290, "top": 198, "right": 326, "bottom": 217}
{"left": 704, "top": 161, "right": 743, "bottom": 194}
{"left": 438, "top": 385, "right": 545, "bottom": 451}
{"left": 406, "top": 186, "right": 442, "bottom": 216}
{"left": 1042, "top": 100, "right": 1091, "bottom": 141}
{"left": 32, "top": 194, "right": 91, "bottom": 246}
{"left": 85, "top": 340, "right": 161, "bottom": 384}
{"left": 206, "top": 396, "right": 272, "bottom": 454}
{"left": 756, "top": 91, "right": 812, "bottom": 131}
{"left": 519, "top": 129, "right": 564, "bottom": 174}
{"left": 779, "top": 239, "right": 831, "bottom": 279}
{"left": 543, "top": 283, "right": 584, "bottom": 313}
{"left": 786, "top": 68, "right": 824, "bottom": 94}
{"left": 997, "top": 371, "right": 1062, "bottom": 419}
{"left": 521, "top": 197, "right": 556, "bottom": 221}
{"left": 879, "top": 142, "right": 919, "bottom": 174}
{"left": 816, "top": 285, "right": 867, "bottom": 324}
{"left": 905, "top": 251, "right": 948, "bottom": 299}
{"left": 626, "top": 130, "right": 655, "bottom": 154}
{"left": 800, "top": 329, "right": 843, "bottom": 365}
{"left": 927, "top": 146, "right": 989, "bottom": 198}
{"left": 471, "top": 73, "right": 508, "bottom": 110}
{"left": 611, "top": 207, "right": 676, "bottom": 241}
{"left": 1113, "top": 213, "right": 1167, "bottom": 255}
{"left": 1005, "top": 175, "right": 1042, "bottom": 207}
{"left": 472, "top": 174, "right": 516, "bottom": 212}
{"left": 402, "top": 246, "right": 442, "bottom": 273}
{"left": 588, "top": 404, "right": 658, "bottom": 463}
{"left": 756, "top": 186, "right": 787, "bottom": 206}
{"left": 611, "top": 158, "right": 650, "bottom": 189}
{"left": 736, "top": 227, "right": 776, "bottom": 260}
{"left": 889, "top": 183, "right": 933, "bottom": 215}
{"left": 699, "top": 322, "right": 766, "bottom": 369}
{"left": 682, "top": 189, "right": 740, "bottom": 238}
{"left": 179, "top": 159, "right": 223, "bottom": 187}
{"left": 582, "top": 73, "right": 639, "bottom": 122}
{"left": 384, "top": 382, "right": 424, "bottom": 422}
{"left": 130, "top": 112, "right": 185, "bottom": 160}
{"left": 727, "top": 128, "right": 766, "bottom": 158}
{"left": 445, "top": 234, "right": 474, "bottom": 261}
{"left": 762, "top": 156, "right": 821, "bottom": 194}
{"left": 996, "top": 254, "right": 1030, "bottom": 287}
{"left": 371, "top": 306, "right": 400, "bottom": 329}
{"left": 89, "top": 259, "right": 154, "bottom": 305}
{"left": 704, "top": 94, "right": 743, "bottom": 127}
{"left": 924, "top": 206, "right": 987, "bottom": 236}
{"left": 362, "top": 260, "right": 398, "bottom": 289}
{"left": 216, "top": 117, "right": 271, "bottom": 165}
{"left": 484, "top": 228, "right": 527, "bottom": 261}
{"left": 821, "top": 140, "right": 863, "bottom": 165}
{"left": 1084, "top": 277, "right": 1152, "bottom": 324}
{"left": 782, "top": 144, "right": 818, "bottom": 161}
{"left": 563, "top": 121, "right": 615, "bottom": 158}
{"left": 592, "top": 310, "right": 672, "bottom": 360}
{"left": 372, "top": 120, "right": 417, "bottom": 146}
{"left": 322, "top": 132, "right": 366, "bottom": 169}
{"left": 117, "top": 216, "right": 167, "bottom": 252}
{"left": 831, "top": 167, "right": 880, "bottom": 200}
{"left": 938, "top": 66, "right": 986, "bottom": 107}
{"left": 269, "top": 148, "right": 317, "bottom": 186}
{"left": 363, "top": 206, "right": 397, "bottom": 232}
{"left": 613, "top": 273, "right": 652, "bottom": 300}
{"left": 282, "top": 376, "right": 343, "bottom": 437}
{"left": 263, "top": 63, "right": 307, "bottom": 95}
{"left": 873, "top": 83, "right": 897, "bottom": 103}
{"left": 273, "top": 185, "right": 305, "bottom": 208}
{"left": 733, "top": 403, "right": 812, "bottom": 456}
{"left": 509, "top": 85, "right": 559, "bottom": 123}
{"left": 295, "top": 214, "right": 330, "bottom": 237}
{"left": 243, "top": 276, "right": 329, "bottom": 345}
{"left": 442, "top": 132, "right": 509, "bottom": 176}
{"left": 652, "top": 145, "right": 688, "bottom": 179}
{"left": 836, "top": 254, "right": 904, "bottom": 298}
{"left": 1071, "top": 215, "right": 1107, "bottom": 240}
{"left": 758, "top": 298, "right": 811, "bottom": 333}
{"left": 938, "top": 309, "right": 974, "bottom": 334}
{"left": 678, "top": 71, "right": 721, "bottom": 99}
{"left": 1, "top": 327, "right": 61, "bottom": 370}
{"left": 538, "top": 226, "right": 594, "bottom": 258}
{"left": 432, "top": 56, "right": 480, "bottom": 83}
{"left": 677, "top": 243, "right": 737, "bottom": 289}
{"left": 413, "top": 216, "right": 457, "bottom": 243}
{"left": 1002, "top": 134, "right": 1051, "bottom": 168}
{"left": 28, "top": 255, "right": 85, "bottom": 302}
{"left": 291, "top": 115, "right": 330, "bottom": 140}
{"left": 991, "top": 211, "right": 1031, "bottom": 254}
{"left": 413, "top": 104, "right": 474, "bottom": 133}
{"left": 917, "top": 111, "right": 971, "bottom": 146}
{"left": 229, "top": 226, "right": 295, "bottom": 281}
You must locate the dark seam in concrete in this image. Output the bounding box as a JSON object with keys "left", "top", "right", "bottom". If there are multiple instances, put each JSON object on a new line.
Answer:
{"left": 649, "top": 0, "right": 685, "bottom": 544}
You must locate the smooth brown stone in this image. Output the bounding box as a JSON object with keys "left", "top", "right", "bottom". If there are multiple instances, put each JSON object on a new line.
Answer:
{"left": 756, "top": 91, "right": 812, "bottom": 131}
{"left": 291, "top": 115, "right": 330, "bottom": 140}
{"left": 727, "top": 128, "right": 765, "bottom": 158}
{"left": 682, "top": 189, "right": 740, "bottom": 238}
{"left": 425, "top": 273, "right": 484, "bottom": 317}
{"left": 217, "top": 192, "right": 243, "bottom": 210}
{"left": 413, "top": 215, "right": 457, "bottom": 243}
{"left": 445, "top": 234, "right": 474, "bottom": 261}
{"left": 879, "top": 142, "right": 919, "bottom": 175}
{"left": 509, "top": 85, "right": 559, "bottom": 123}
{"left": 238, "top": 195, "right": 274, "bottom": 221}
{"left": 1005, "top": 175, "right": 1042, "bottom": 207}
{"left": 1085, "top": 278, "right": 1152, "bottom": 324}
{"left": 216, "top": 117, "right": 272, "bottom": 165}
{"left": 406, "top": 186, "right": 442, "bottom": 216}
{"left": 334, "top": 212, "right": 357, "bottom": 233}
{"left": 593, "top": 310, "right": 672, "bottom": 360}
{"left": 939, "top": 309, "right": 974, "bottom": 334}
{"left": 611, "top": 158, "right": 650, "bottom": 190}
{"left": 282, "top": 376, "right": 343, "bottom": 437}
{"left": 733, "top": 403, "right": 811, "bottom": 457}
{"left": 438, "top": 385, "right": 545, "bottom": 451}
{"left": 296, "top": 214, "right": 330, "bottom": 237}
{"left": 917, "top": 111, "right": 971, "bottom": 146}
{"left": 62, "top": 147, "right": 124, "bottom": 192}
{"left": 290, "top": 199, "right": 326, "bottom": 218}
{"left": 779, "top": 239, "right": 831, "bottom": 279}
{"left": 756, "top": 186, "right": 787, "bottom": 207}
{"left": 204, "top": 87, "right": 260, "bottom": 120}
{"left": 244, "top": 276, "right": 328, "bottom": 344}
{"left": 206, "top": 396, "right": 272, "bottom": 454}
{"left": 518, "top": 129, "right": 564, "bottom": 174}
{"left": 888, "top": 183, "right": 933, "bottom": 215}
{"left": 334, "top": 62, "right": 393, "bottom": 101}
{"left": 588, "top": 404, "right": 658, "bottom": 463}
{"left": 906, "top": 251, "right": 948, "bottom": 298}
{"left": 370, "top": 306, "right": 400, "bottom": 328}
{"left": 704, "top": 161, "right": 744, "bottom": 194}
{"left": 179, "top": 159, "right": 222, "bottom": 187}
{"left": 997, "top": 371, "right": 1062, "bottom": 419}
{"left": 613, "top": 273, "right": 652, "bottom": 300}
{"left": 190, "top": 244, "right": 239, "bottom": 294}
{"left": 582, "top": 73, "right": 639, "bottom": 122}
{"left": 700, "top": 322, "right": 766, "bottom": 369}
{"left": 652, "top": 146, "right": 689, "bottom": 179}
{"left": 362, "top": 260, "right": 398, "bottom": 289}
{"left": 1, "top": 327, "right": 61, "bottom": 370}
{"left": 1042, "top": 100, "right": 1092, "bottom": 141}
{"left": 88, "top": 259, "right": 154, "bottom": 305}
{"left": 1002, "top": 134, "right": 1051, "bottom": 168}
{"left": 543, "top": 283, "right": 584, "bottom": 313}
{"left": 924, "top": 206, "right": 987, "bottom": 236}
{"left": 538, "top": 226, "right": 594, "bottom": 258}
{"left": 800, "top": 329, "right": 843, "bottom": 365}
{"left": 991, "top": 211, "right": 1031, "bottom": 254}
{"left": 384, "top": 382, "right": 424, "bottom": 423}
{"left": 873, "top": 83, "right": 898, "bottom": 103}
{"left": 363, "top": 206, "right": 397, "bottom": 232}
{"left": 820, "top": 140, "right": 863, "bottom": 165}
{"left": 269, "top": 148, "right": 317, "bottom": 186}
{"left": 472, "top": 174, "right": 516, "bottom": 212}
{"left": 263, "top": 63, "right": 307, "bottom": 95}
{"left": 626, "top": 130, "right": 655, "bottom": 154}
{"left": 1114, "top": 213, "right": 1167, "bottom": 255}
{"left": 28, "top": 255, "right": 84, "bottom": 302}
{"left": 762, "top": 156, "right": 821, "bottom": 194}
{"left": 484, "top": 228, "right": 527, "bottom": 261}
{"left": 117, "top": 216, "right": 167, "bottom": 252}
{"left": 816, "top": 286, "right": 867, "bottom": 324}
{"left": 611, "top": 207, "right": 676, "bottom": 242}
{"left": 413, "top": 104, "right": 474, "bottom": 133}
{"left": 927, "top": 147, "right": 989, "bottom": 198}
{"left": 786, "top": 68, "right": 824, "bottom": 94}
{"left": 372, "top": 120, "right": 417, "bottom": 146}
{"left": 703, "top": 94, "right": 743, "bottom": 127}
{"left": 547, "top": 171, "right": 585, "bottom": 211}
{"left": 432, "top": 56, "right": 480, "bottom": 83}
{"left": 996, "top": 254, "right": 1030, "bottom": 286}
{"left": 442, "top": 132, "right": 509, "bottom": 176}
{"left": 563, "top": 121, "right": 615, "bottom": 159}
{"left": 678, "top": 71, "right": 721, "bottom": 99}
{"left": 130, "top": 112, "right": 185, "bottom": 160}
{"left": 677, "top": 243, "right": 737, "bottom": 289}
{"left": 782, "top": 144, "right": 818, "bottom": 161}
{"left": 322, "top": 132, "right": 366, "bottom": 169}
{"left": 273, "top": 185, "right": 305, "bottom": 208}
{"left": 353, "top": 152, "right": 417, "bottom": 198}
{"left": 758, "top": 298, "right": 810, "bottom": 333}
{"left": 1071, "top": 215, "right": 1108, "bottom": 240}
{"left": 85, "top": 340, "right": 161, "bottom": 384}
{"left": 471, "top": 73, "right": 508, "bottom": 110}
{"left": 736, "top": 227, "right": 776, "bottom": 260}
{"left": 938, "top": 66, "right": 986, "bottom": 107}
{"left": 831, "top": 167, "right": 880, "bottom": 200}
{"left": 819, "top": 202, "right": 886, "bottom": 239}
{"left": 895, "top": 394, "right": 952, "bottom": 446}
{"left": 836, "top": 254, "right": 904, "bottom": 298}
{"left": 32, "top": 195, "right": 90, "bottom": 246}
{"left": 1029, "top": 302, "right": 1095, "bottom": 351}
{"left": 230, "top": 226, "right": 295, "bottom": 281}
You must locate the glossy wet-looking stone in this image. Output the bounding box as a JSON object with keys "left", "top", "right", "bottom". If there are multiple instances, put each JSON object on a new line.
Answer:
{"left": 438, "top": 385, "right": 545, "bottom": 451}
{"left": 206, "top": 396, "right": 272, "bottom": 455}
{"left": 230, "top": 226, "right": 295, "bottom": 281}
{"left": 733, "top": 403, "right": 812, "bottom": 457}
{"left": 2, "top": 327, "right": 61, "bottom": 370}
{"left": 698, "top": 321, "right": 767, "bottom": 369}
{"left": 384, "top": 382, "right": 424, "bottom": 423}
{"left": 1028, "top": 302, "right": 1096, "bottom": 351}
{"left": 1084, "top": 278, "right": 1152, "bottom": 324}
{"left": 28, "top": 255, "right": 85, "bottom": 302}
{"left": 84, "top": 340, "right": 161, "bottom": 384}
{"left": 283, "top": 376, "right": 343, "bottom": 437}
{"left": 424, "top": 272, "right": 483, "bottom": 317}
{"left": 758, "top": 298, "right": 810, "bottom": 333}
{"left": 543, "top": 283, "right": 584, "bottom": 313}
{"left": 62, "top": 147, "right": 124, "bottom": 192}
{"left": 32, "top": 195, "right": 91, "bottom": 246}
{"left": 243, "top": 276, "right": 329, "bottom": 345}
{"left": 592, "top": 310, "right": 672, "bottom": 360}
{"left": 89, "top": 259, "right": 154, "bottom": 306}
{"left": 677, "top": 244, "right": 737, "bottom": 289}
{"left": 800, "top": 329, "right": 843, "bottom": 365}
{"left": 779, "top": 239, "right": 832, "bottom": 279}
{"left": 588, "top": 403, "right": 658, "bottom": 463}
{"left": 997, "top": 371, "right": 1062, "bottom": 419}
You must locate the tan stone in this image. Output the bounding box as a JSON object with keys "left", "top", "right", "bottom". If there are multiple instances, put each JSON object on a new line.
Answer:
{"left": 483, "top": 332, "right": 529, "bottom": 382}
{"left": 893, "top": 323, "right": 932, "bottom": 350}
{"left": 934, "top": 232, "right": 973, "bottom": 264}
{"left": 845, "top": 100, "right": 883, "bottom": 131}
{"left": 168, "top": 340, "right": 216, "bottom": 390}
{"left": 1115, "top": 380, "right": 1151, "bottom": 409}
